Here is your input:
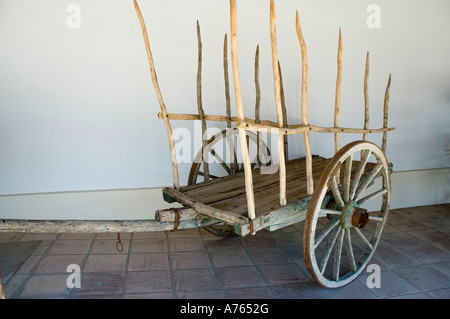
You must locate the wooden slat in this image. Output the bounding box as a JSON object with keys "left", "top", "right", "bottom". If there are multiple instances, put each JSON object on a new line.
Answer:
{"left": 163, "top": 187, "right": 248, "bottom": 225}
{"left": 178, "top": 156, "right": 378, "bottom": 217}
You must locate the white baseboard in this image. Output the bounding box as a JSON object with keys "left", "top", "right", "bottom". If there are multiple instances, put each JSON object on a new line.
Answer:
{"left": 0, "top": 188, "right": 180, "bottom": 220}
{"left": 1, "top": 168, "right": 448, "bottom": 221}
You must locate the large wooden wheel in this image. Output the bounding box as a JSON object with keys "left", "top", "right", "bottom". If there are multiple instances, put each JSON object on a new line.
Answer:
{"left": 188, "top": 128, "right": 271, "bottom": 236}
{"left": 304, "top": 141, "right": 391, "bottom": 288}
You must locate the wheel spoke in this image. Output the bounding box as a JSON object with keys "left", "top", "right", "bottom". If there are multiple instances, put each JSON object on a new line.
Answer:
{"left": 357, "top": 188, "right": 387, "bottom": 206}
{"left": 344, "top": 229, "right": 357, "bottom": 272}
{"left": 198, "top": 171, "right": 220, "bottom": 179}
{"left": 319, "top": 209, "right": 341, "bottom": 217}
{"left": 342, "top": 155, "right": 353, "bottom": 202}
{"left": 331, "top": 176, "right": 345, "bottom": 208}
{"left": 353, "top": 227, "right": 373, "bottom": 250}
{"left": 353, "top": 163, "right": 382, "bottom": 201}
{"left": 314, "top": 217, "right": 340, "bottom": 249}
{"left": 319, "top": 227, "right": 342, "bottom": 274}
{"left": 226, "top": 132, "right": 238, "bottom": 174}
{"left": 333, "top": 228, "right": 345, "bottom": 280}
{"left": 210, "top": 149, "right": 232, "bottom": 174}
{"left": 368, "top": 215, "right": 384, "bottom": 222}
{"left": 349, "top": 150, "right": 371, "bottom": 200}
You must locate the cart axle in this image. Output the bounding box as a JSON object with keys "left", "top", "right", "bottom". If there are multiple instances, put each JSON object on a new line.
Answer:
{"left": 341, "top": 201, "right": 369, "bottom": 229}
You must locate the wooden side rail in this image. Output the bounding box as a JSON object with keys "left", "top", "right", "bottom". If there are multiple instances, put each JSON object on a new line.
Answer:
{"left": 157, "top": 112, "right": 394, "bottom": 135}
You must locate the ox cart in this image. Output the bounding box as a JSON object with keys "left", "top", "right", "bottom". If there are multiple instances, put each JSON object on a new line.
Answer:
{"left": 0, "top": 0, "right": 394, "bottom": 293}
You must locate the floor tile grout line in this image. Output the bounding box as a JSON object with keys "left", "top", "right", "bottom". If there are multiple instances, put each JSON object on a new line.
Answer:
{"left": 60, "top": 233, "right": 97, "bottom": 298}
{"left": 165, "top": 230, "right": 178, "bottom": 299}
{"left": 239, "top": 233, "right": 281, "bottom": 299}
{"left": 121, "top": 232, "right": 133, "bottom": 299}
{"left": 391, "top": 263, "right": 450, "bottom": 294}
{"left": 199, "top": 230, "right": 230, "bottom": 299}
{"left": 9, "top": 233, "right": 62, "bottom": 298}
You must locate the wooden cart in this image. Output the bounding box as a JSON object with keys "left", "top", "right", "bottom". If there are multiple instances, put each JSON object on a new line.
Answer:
{"left": 0, "top": 0, "right": 394, "bottom": 291}
{"left": 133, "top": 0, "right": 395, "bottom": 288}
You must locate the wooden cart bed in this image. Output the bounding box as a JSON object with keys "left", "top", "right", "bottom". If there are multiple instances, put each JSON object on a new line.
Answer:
{"left": 174, "top": 156, "right": 378, "bottom": 218}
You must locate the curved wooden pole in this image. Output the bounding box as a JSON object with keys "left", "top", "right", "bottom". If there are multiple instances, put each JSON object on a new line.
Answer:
{"left": 133, "top": 0, "right": 180, "bottom": 189}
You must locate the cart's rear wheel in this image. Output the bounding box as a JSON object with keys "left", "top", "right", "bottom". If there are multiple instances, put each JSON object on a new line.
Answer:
{"left": 188, "top": 128, "right": 271, "bottom": 237}
{"left": 304, "top": 141, "right": 391, "bottom": 288}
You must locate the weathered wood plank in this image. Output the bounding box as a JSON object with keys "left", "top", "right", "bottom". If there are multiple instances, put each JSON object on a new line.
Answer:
{"left": 235, "top": 194, "right": 334, "bottom": 236}
{"left": 236, "top": 121, "right": 395, "bottom": 135}
{"left": 162, "top": 186, "right": 248, "bottom": 225}
{"left": 0, "top": 218, "right": 218, "bottom": 233}
{"left": 155, "top": 207, "right": 199, "bottom": 222}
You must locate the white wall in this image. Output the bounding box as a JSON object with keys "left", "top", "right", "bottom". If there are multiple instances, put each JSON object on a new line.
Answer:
{"left": 0, "top": 0, "right": 448, "bottom": 219}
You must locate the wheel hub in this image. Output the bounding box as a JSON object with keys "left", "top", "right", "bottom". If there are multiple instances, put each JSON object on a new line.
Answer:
{"left": 340, "top": 201, "right": 370, "bottom": 229}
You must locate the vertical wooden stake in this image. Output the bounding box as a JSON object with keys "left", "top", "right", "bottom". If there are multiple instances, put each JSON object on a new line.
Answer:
{"left": 255, "top": 45, "right": 261, "bottom": 166}
{"left": 0, "top": 275, "right": 6, "bottom": 299}
{"left": 230, "top": 0, "right": 256, "bottom": 219}
{"left": 133, "top": 0, "right": 180, "bottom": 189}
{"left": 224, "top": 34, "right": 232, "bottom": 129}
{"left": 382, "top": 73, "right": 392, "bottom": 153}
{"left": 224, "top": 33, "right": 238, "bottom": 175}
{"left": 197, "top": 20, "right": 209, "bottom": 182}
{"left": 270, "top": 0, "right": 287, "bottom": 206}
{"left": 279, "top": 60, "right": 289, "bottom": 162}
{"left": 296, "top": 10, "right": 313, "bottom": 195}
{"left": 363, "top": 51, "right": 370, "bottom": 141}
{"left": 334, "top": 28, "right": 342, "bottom": 155}
{"left": 334, "top": 28, "right": 343, "bottom": 181}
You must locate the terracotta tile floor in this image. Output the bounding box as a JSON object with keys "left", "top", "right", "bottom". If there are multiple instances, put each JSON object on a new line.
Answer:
{"left": 1, "top": 203, "right": 449, "bottom": 299}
